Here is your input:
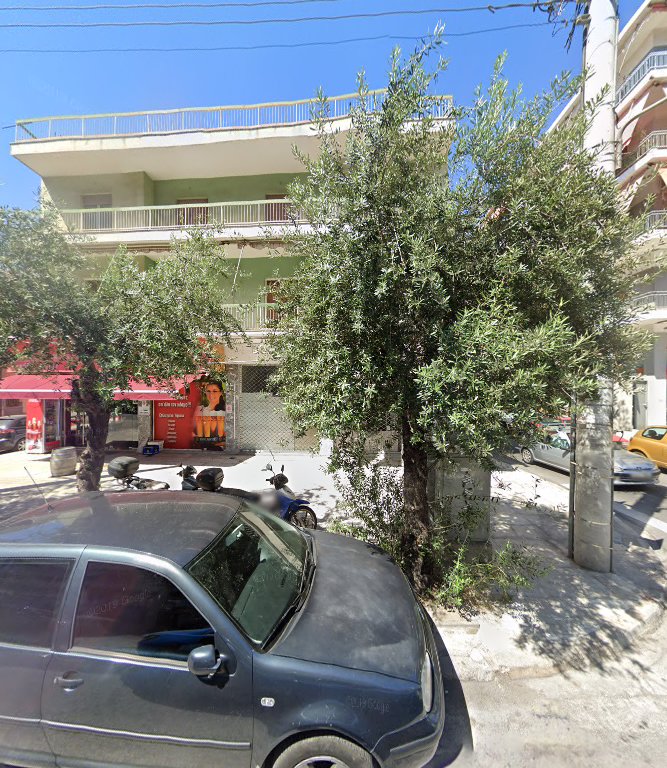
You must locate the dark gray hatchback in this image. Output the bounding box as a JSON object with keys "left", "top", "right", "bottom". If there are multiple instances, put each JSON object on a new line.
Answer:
{"left": 0, "top": 491, "right": 444, "bottom": 768}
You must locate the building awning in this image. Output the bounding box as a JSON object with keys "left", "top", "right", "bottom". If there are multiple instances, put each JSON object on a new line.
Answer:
{"left": 0, "top": 374, "right": 190, "bottom": 401}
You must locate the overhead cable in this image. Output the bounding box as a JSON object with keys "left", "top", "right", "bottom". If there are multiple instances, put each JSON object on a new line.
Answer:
{"left": 0, "top": 3, "right": 577, "bottom": 28}
{"left": 0, "top": 0, "right": 344, "bottom": 9}
{"left": 0, "top": 20, "right": 568, "bottom": 53}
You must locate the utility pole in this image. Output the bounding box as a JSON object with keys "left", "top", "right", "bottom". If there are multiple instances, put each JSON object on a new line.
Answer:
{"left": 570, "top": 0, "right": 619, "bottom": 572}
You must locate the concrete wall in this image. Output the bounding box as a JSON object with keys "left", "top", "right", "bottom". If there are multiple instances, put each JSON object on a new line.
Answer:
{"left": 43, "top": 172, "right": 154, "bottom": 209}
{"left": 223, "top": 254, "right": 301, "bottom": 304}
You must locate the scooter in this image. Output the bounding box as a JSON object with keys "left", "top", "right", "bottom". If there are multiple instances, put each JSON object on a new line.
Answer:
{"left": 262, "top": 463, "right": 318, "bottom": 529}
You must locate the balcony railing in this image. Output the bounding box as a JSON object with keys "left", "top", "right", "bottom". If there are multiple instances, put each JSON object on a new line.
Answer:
{"left": 632, "top": 291, "right": 667, "bottom": 311}
{"left": 617, "top": 49, "right": 667, "bottom": 103}
{"left": 621, "top": 130, "right": 667, "bottom": 170}
{"left": 645, "top": 210, "right": 667, "bottom": 232}
{"left": 60, "top": 199, "right": 303, "bottom": 233}
{"left": 223, "top": 303, "right": 276, "bottom": 331}
{"left": 15, "top": 92, "right": 453, "bottom": 143}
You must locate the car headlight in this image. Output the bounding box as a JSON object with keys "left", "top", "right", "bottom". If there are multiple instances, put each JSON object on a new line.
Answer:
{"left": 421, "top": 651, "right": 433, "bottom": 713}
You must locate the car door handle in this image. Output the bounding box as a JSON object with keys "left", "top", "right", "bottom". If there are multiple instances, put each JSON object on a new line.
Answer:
{"left": 54, "top": 675, "right": 84, "bottom": 690}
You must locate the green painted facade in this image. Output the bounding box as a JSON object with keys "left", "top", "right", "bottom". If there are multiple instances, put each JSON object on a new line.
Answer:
{"left": 228, "top": 255, "right": 300, "bottom": 304}
{"left": 152, "top": 173, "right": 304, "bottom": 205}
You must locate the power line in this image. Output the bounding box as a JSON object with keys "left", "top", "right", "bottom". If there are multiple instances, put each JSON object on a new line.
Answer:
{"left": 0, "top": 0, "right": 344, "bottom": 9}
{"left": 0, "top": 3, "right": 576, "bottom": 28}
{"left": 0, "top": 20, "right": 568, "bottom": 54}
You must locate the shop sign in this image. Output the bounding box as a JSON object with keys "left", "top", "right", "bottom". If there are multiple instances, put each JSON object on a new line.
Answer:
{"left": 153, "top": 374, "right": 228, "bottom": 451}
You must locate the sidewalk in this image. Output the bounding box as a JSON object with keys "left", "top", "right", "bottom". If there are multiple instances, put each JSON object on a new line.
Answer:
{"left": 1, "top": 448, "right": 665, "bottom": 682}
{"left": 433, "top": 463, "right": 667, "bottom": 681}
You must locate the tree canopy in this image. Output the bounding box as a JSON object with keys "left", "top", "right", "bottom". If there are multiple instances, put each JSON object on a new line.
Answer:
{"left": 0, "top": 207, "right": 237, "bottom": 490}
{"left": 270, "top": 38, "right": 646, "bottom": 586}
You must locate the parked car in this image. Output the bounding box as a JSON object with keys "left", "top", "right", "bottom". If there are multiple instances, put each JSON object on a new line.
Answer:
{"left": 627, "top": 426, "right": 667, "bottom": 469}
{"left": 0, "top": 491, "right": 444, "bottom": 768}
{"left": 0, "top": 414, "right": 26, "bottom": 452}
{"left": 520, "top": 429, "right": 660, "bottom": 485}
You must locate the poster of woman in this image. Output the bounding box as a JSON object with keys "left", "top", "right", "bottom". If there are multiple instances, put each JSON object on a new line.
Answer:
{"left": 193, "top": 376, "right": 226, "bottom": 450}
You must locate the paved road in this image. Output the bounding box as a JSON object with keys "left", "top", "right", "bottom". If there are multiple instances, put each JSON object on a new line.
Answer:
{"left": 507, "top": 452, "right": 667, "bottom": 550}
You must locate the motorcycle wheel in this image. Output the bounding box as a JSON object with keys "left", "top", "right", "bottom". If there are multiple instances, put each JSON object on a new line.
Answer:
{"left": 289, "top": 505, "right": 317, "bottom": 530}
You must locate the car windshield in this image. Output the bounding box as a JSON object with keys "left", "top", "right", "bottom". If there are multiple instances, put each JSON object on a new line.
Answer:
{"left": 186, "top": 502, "right": 310, "bottom": 647}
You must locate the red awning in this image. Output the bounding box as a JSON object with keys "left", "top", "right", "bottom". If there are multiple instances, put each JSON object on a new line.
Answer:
{"left": 0, "top": 374, "right": 190, "bottom": 402}
{"left": 113, "top": 380, "right": 190, "bottom": 401}
{"left": 0, "top": 373, "right": 73, "bottom": 400}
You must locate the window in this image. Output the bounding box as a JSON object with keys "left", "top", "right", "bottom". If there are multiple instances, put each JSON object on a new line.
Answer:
{"left": 0, "top": 559, "right": 73, "bottom": 647}
{"left": 73, "top": 562, "right": 212, "bottom": 661}
{"left": 265, "top": 194, "right": 288, "bottom": 223}
{"left": 81, "top": 193, "right": 112, "bottom": 231}
{"left": 642, "top": 427, "right": 667, "bottom": 440}
{"left": 176, "top": 198, "right": 209, "bottom": 226}
{"left": 552, "top": 437, "right": 570, "bottom": 451}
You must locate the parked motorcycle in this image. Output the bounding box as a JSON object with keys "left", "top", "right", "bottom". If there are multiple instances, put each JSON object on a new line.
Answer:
{"left": 108, "top": 456, "right": 170, "bottom": 491}
{"left": 178, "top": 465, "right": 224, "bottom": 492}
{"left": 261, "top": 463, "right": 318, "bottom": 529}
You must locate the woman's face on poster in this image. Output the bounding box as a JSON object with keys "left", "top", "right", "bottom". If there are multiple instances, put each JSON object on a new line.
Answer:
{"left": 204, "top": 383, "right": 223, "bottom": 407}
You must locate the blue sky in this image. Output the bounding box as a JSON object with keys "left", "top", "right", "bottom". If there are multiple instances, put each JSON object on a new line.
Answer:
{"left": 0, "top": 1, "right": 637, "bottom": 208}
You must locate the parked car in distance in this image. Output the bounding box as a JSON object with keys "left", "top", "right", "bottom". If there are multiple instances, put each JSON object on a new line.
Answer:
{"left": 0, "top": 414, "right": 26, "bottom": 452}
{"left": 0, "top": 491, "right": 444, "bottom": 768}
{"left": 521, "top": 429, "right": 660, "bottom": 486}
{"left": 627, "top": 426, "right": 667, "bottom": 469}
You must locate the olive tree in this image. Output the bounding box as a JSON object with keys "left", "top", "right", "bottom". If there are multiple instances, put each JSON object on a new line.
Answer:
{"left": 0, "top": 208, "right": 237, "bottom": 491}
{"left": 270, "top": 38, "right": 646, "bottom": 588}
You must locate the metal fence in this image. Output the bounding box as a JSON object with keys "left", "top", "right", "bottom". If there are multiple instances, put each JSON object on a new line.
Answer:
{"left": 632, "top": 291, "right": 667, "bottom": 310}
{"left": 15, "top": 92, "right": 453, "bottom": 142}
{"left": 645, "top": 210, "right": 667, "bottom": 231}
{"left": 621, "top": 130, "right": 667, "bottom": 169}
{"left": 60, "top": 199, "right": 303, "bottom": 233}
{"left": 617, "top": 49, "right": 667, "bottom": 103}
{"left": 222, "top": 304, "right": 275, "bottom": 331}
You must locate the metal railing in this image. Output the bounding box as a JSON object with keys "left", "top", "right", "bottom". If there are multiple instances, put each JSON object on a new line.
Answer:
{"left": 60, "top": 199, "right": 303, "bottom": 233}
{"left": 621, "top": 130, "right": 667, "bottom": 169}
{"left": 632, "top": 291, "right": 667, "bottom": 310}
{"left": 222, "top": 303, "right": 276, "bottom": 331}
{"left": 15, "top": 92, "right": 453, "bottom": 142}
{"left": 617, "top": 49, "right": 667, "bottom": 103}
{"left": 645, "top": 209, "right": 667, "bottom": 231}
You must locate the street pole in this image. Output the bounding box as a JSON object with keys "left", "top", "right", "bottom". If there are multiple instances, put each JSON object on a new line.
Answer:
{"left": 572, "top": 0, "right": 618, "bottom": 572}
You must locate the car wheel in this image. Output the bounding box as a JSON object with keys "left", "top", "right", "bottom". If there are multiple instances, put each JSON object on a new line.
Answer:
{"left": 15, "top": 438, "right": 25, "bottom": 451}
{"left": 520, "top": 447, "right": 534, "bottom": 465}
{"left": 289, "top": 505, "right": 317, "bottom": 530}
{"left": 273, "top": 736, "right": 373, "bottom": 768}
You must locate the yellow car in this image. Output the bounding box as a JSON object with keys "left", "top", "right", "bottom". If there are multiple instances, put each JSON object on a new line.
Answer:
{"left": 628, "top": 426, "right": 667, "bottom": 468}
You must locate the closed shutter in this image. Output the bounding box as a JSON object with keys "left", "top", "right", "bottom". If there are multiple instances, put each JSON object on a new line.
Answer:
{"left": 237, "top": 366, "right": 318, "bottom": 452}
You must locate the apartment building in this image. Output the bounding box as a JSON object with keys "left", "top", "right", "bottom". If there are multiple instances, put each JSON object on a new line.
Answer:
{"left": 4, "top": 91, "right": 451, "bottom": 454}
{"left": 552, "top": 0, "right": 667, "bottom": 431}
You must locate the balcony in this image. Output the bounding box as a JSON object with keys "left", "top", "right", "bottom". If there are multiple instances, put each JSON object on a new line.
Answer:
{"left": 617, "top": 49, "right": 667, "bottom": 105}
{"left": 11, "top": 92, "right": 453, "bottom": 179}
{"left": 61, "top": 199, "right": 304, "bottom": 243}
{"left": 631, "top": 291, "right": 667, "bottom": 327}
{"left": 14, "top": 91, "right": 452, "bottom": 142}
{"left": 223, "top": 303, "right": 276, "bottom": 332}
{"left": 621, "top": 130, "right": 667, "bottom": 170}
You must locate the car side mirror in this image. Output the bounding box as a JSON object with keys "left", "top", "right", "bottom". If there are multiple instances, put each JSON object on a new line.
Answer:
{"left": 188, "top": 644, "right": 229, "bottom": 679}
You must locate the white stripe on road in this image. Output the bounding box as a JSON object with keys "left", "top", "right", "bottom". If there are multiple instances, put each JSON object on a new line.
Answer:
{"left": 615, "top": 504, "right": 667, "bottom": 534}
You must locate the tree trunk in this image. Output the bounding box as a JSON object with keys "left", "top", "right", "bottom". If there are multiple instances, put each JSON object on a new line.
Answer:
{"left": 71, "top": 377, "right": 111, "bottom": 492}
{"left": 401, "top": 412, "right": 431, "bottom": 590}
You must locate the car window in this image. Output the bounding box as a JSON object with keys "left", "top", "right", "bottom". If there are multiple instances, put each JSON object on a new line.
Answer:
{"left": 187, "top": 503, "right": 307, "bottom": 646}
{"left": 72, "top": 562, "right": 213, "bottom": 661}
{"left": 552, "top": 437, "right": 570, "bottom": 451}
{"left": 641, "top": 428, "right": 667, "bottom": 440}
{"left": 0, "top": 559, "right": 73, "bottom": 648}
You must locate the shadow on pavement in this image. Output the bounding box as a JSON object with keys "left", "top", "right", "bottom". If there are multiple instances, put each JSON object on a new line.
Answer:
{"left": 425, "top": 615, "right": 474, "bottom": 767}
{"left": 490, "top": 493, "right": 667, "bottom": 675}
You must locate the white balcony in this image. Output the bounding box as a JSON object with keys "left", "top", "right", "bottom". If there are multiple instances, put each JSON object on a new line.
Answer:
{"left": 223, "top": 303, "right": 276, "bottom": 333}
{"left": 61, "top": 199, "right": 304, "bottom": 244}
{"left": 617, "top": 48, "right": 667, "bottom": 107}
{"left": 618, "top": 130, "right": 667, "bottom": 184}
{"left": 11, "top": 92, "right": 453, "bottom": 179}
{"left": 632, "top": 290, "right": 667, "bottom": 327}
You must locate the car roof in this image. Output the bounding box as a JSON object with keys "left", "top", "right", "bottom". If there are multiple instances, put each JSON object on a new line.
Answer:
{"left": 0, "top": 490, "right": 243, "bottom": 566}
